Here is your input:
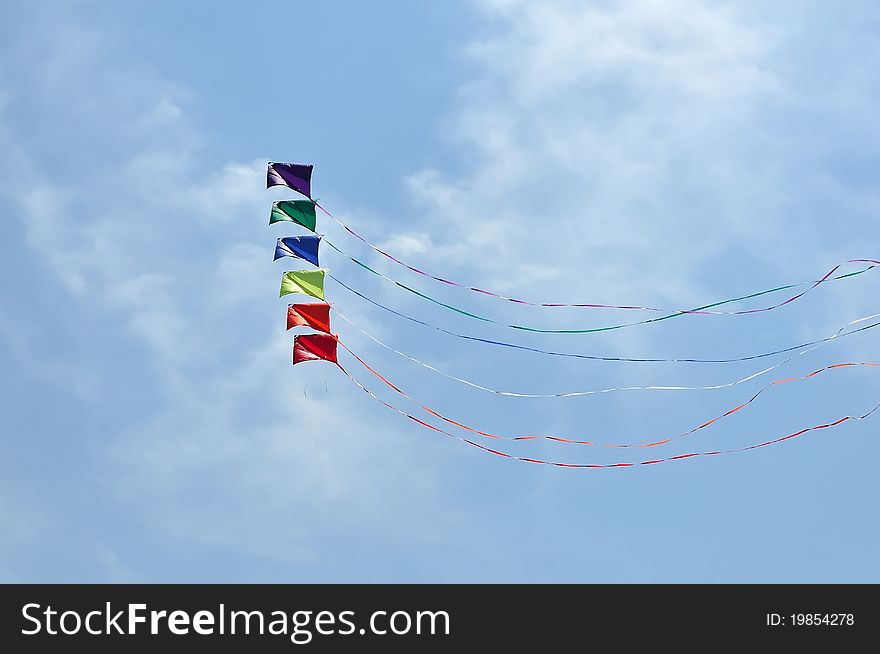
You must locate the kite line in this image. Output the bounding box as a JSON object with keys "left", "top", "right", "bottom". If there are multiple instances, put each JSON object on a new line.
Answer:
{"left": 330, "top": 308, "right": 880, "bottom": 397}
{"left": 271, "top": 196, "right": 880, "bottom": 320}
{"left": 328, "top": 272, "right": 880, "bottom": 364}
{"left": 320, "top": 237, "right": 878, "bottom": 334}
{"left": 311, "top": 198, "right": 879, "bottom": 315}
{"left": 337, "top": 360, "right": 880, "bottom": 469}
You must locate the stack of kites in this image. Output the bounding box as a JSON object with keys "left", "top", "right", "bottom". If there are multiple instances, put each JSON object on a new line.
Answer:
{"left": 268, "top": 163, "right": 338, "bottom": 367}
{"left": 266, "top": 161, "right": 880, "bottom": 470}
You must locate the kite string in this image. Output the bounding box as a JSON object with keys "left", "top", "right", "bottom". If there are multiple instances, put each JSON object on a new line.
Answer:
{"left": 333, "top": 307, "right": 826, "bottom": 397}
{"left": 314, "top": 199, "right": 879, "bottom": 314}
{"left": 322, "top": 238, "right": 877, "bottom": 333}
{"left": 328, "top": 272, "right": 880, "bottom": 364}
{"left": 336, "top": 361, "right": 880, "bottom": 469}
{"left": 337, "top": 338, "right": 879, "bottom": 448}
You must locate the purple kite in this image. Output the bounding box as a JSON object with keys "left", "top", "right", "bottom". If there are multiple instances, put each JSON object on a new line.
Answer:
{"left": 267, "top": 162, "right": 313, "bottom": 199}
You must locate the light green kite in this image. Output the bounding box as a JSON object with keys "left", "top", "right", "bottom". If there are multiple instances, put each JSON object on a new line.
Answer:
{"left": 280, "top": 269, "right": 327, "bottom": 300}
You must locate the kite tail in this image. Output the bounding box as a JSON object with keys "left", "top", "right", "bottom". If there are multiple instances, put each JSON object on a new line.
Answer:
{"left": 315, "top": 199, "right": 879, "bottom": 316}
{"left": 329, "top": 273, "right": 880, "bottom": 363}
{"left": 337, "top": 339, "right": 880, "bottom": 448}
{"left": 323, "top": 239, "right": 879, "bottom": 333}
{"left": 335, "top": 361, "right": 880, "bottom": 469}
{"left": 334, "top": 307, "right": 832, "bottom": 397}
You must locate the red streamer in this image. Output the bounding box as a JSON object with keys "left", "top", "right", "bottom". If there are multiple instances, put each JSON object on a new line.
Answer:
{"left": 338, "top": 339, "right": 878, "bottom": 448}
{"left": 336, "top": 362, "right": 879, "bottom": 469}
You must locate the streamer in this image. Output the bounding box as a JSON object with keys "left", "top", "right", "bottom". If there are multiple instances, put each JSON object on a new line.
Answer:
{"left": 322, "top": 240, "right": 877, "bottom": 333}
{"left": 338, "top": 364, "right": 879, "bottom": 469}
{"left": 337, "top": 339, "right": 878, "bottom": 448}
{"left": 314, "top": 197, "right": 878, "bottom": 316}
{"left": 329, "top": 273, "right": 880, "bottom": 364}
{"left": 332, "top": 308, "right": 828, "bottom": 397}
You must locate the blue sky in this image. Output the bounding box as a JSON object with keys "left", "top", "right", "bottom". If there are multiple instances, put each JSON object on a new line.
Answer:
{"left": 1, "top": 0, "right": 879, "bottom": 582}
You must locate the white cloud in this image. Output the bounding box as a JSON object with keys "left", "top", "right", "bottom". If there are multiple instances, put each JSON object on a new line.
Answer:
{"left": 378, "top": 233, "right": 432, "bottom": 256}
{"left": 469, "top": 0, "right": 777, "bottom": 104}
{"left": 0, "top": 10, "right": 458, "bottom": 578}
{"left": 393, "top": 0, "right": 787, "bottom": 308}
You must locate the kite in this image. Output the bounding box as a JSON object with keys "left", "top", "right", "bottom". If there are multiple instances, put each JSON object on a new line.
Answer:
{"left": 293, "top": 333, "right": 339, "bottom": 365}
{"left": 280, "top": 269, "right": 327, "bottom": 300}
{"left": 267, "top": 162, "right": 313, "bottom": 198}
{"left": 269, "top": 200, "right": 318, "bottom": 231}
{"left": 275, "top": 235, "right": 321, "bottom": 267}
{"left": 288, "top": 303, "right": 332, "bottom": 334}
